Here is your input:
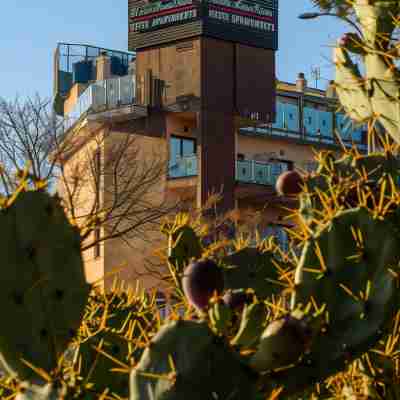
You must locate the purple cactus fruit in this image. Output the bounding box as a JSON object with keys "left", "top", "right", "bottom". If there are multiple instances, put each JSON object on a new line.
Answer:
{"left": 276, "top": 170, "right": 304, "bottom": 196}
{"left": 182, "top": 259, "right": 224, "bottom": 310}
{"left": 223, "top": 290, "right": 251, "bottom": 311}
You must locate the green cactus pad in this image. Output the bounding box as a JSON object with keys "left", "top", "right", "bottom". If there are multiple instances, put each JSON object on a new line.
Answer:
{"left": 130, "top": 319, "right": 258, "bottom": 400}
{"left": 167, "top": 225, "right": 202, "bottom": 273}
{"left": 72, "top": 330, "right": 131, "bottom": 397}
{"left": 0, "top": 190, "right": 90, "bottom": 381}
{"left": 270, "top": 207, "right": 400, "bottom": 394}
{"left": 221, "top": 247, "right": 284, "bottom": 299}
{"left": 230, "top": 302, "right": 268, "bottom": 348}
{"left": 250, "top": 314, "right": 313, "bottom": 372}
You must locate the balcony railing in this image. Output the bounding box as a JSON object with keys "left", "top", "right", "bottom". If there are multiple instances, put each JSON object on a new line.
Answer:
{"left": 62, "top": 75, "right": 136, "bottom": 131}
{"left": 236, "top": 160, "right": 289, "bottom": 186}
{"left": 168, "top": 156, "right": 290, "bottom": 186}
{"left": 241, "top": 123, "right": 368, "bottom": 152}
{"left": 168, "top": 154, "right": 198, "bottom": 178}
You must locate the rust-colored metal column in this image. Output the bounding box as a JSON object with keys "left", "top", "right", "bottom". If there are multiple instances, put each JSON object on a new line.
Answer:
{"left": 197, "top": 38, "right": 236, "bottom": 213}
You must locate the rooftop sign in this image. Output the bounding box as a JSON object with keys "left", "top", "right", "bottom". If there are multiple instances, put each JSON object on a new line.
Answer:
{"left": 129, "top": 0, "right": 278, "bottom": 50}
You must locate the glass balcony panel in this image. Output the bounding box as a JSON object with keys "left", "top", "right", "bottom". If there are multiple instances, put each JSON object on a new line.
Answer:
{"left": 168, "top": 154, "right": 197, "bottom": 178}
{"left": 270, "top": 162, "right": 288, "bottom": 183}
{"left": 236, "top": 160, "right": 288, "bottom": 186}
{"left": 272, "top": 102, "right": 285, "bottom": 130}
{"left": 236, "top": 160, "right": 252, "bottom": 182}
{"left": 92, "top": 83, "right": 106, "bottom": 110}
{"left": 317, "top": 110, "right": 333, "bottom": 138}
{"left": 303, "top": 107, "right": 317, "bottom": 137}
{"left": 120, "top": 75, "right": 135, "bottom": 104}
{"left": 254, "top": 162, "right": 272, "bottom": 185}
{"left": 284, "top": 103, "right": 299, "bottom": 132}
{"left": 63, "top": 75, "right": 135, "bottom": 128}
{"left": 185, "top": 155, "right": 197, "bottom": 176}
{"left": 106, "top": 78, "right": 119, "bottom": 108}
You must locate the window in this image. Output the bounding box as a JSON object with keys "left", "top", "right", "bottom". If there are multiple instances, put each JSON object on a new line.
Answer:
{"left": 169, "top": 136, "right": 197, "bottom": 178}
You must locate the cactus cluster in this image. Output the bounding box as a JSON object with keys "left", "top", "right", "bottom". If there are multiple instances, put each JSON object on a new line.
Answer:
{"left": 3, "top": 126, "right": 400, "bottom": 399}
{"left": 324, "top": 0, "right": 400, "bottom": 143}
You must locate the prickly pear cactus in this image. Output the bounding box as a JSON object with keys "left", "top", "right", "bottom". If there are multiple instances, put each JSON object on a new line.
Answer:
{"left": 299, "top": 149, "right": 400, "bottom": 227}
{"left": 15, "top": 383, "right": 66, "bottom": 400}
{"left": 263, "top": 207, "right": 400, "bottom": 395}
{"left": 221, "top": 246, "right": 287, "bottom": 300}
{"left": 161, "top": 215, "right": 202, "bottom": 274}
{"left": 0, "top": 188, "right": 90, "bottom": 381}
{"left": 70, "top": 330, "right": 132, "bottom": 397}
{"left": 317, "top": 0, "right": 400, "bottom": 144}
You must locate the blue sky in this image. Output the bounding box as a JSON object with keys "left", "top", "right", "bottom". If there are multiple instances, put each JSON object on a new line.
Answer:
{"left": 0, "top": 1, "right": 348, "bottom": 100}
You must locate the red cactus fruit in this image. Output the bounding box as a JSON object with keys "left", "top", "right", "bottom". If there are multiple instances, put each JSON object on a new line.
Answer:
{"left": 275, "top": 170, "right": 304, "bottom": 196}
{"left": 182, "top": 259, "right": 224, "bottom": 310}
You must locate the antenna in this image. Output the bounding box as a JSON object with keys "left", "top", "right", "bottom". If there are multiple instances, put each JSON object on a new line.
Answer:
{"left": 310, "top": 66, "right": 321, "bottom": 89}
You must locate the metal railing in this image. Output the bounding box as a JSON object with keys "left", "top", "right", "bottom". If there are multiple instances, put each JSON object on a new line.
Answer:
{"left": 235, "top": 160, "right": 289, "bottom": 186}
{"left": 240, "top": 125, "right": 368, "bottom": 152}
{"left": 62, "top": 75, "right": 136, "bottom": 131}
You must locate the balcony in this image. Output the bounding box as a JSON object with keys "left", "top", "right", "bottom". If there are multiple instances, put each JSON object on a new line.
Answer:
{"left": 166, "top": 155, "right": 297, "bottom": 205}
{"left": 168, "top": 156, "right": 289, "bottom": 185}
{"left": 235, "top": 160, "right": 289, "bottom": 186}
{"left": 240, "top": 101, "right": 368, "bottom": 152}
{"left": 62, "top": 75, "right": 137, "bottom": 131}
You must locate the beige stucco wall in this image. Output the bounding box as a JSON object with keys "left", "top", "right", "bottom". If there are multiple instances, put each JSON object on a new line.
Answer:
{"left": 56, "top": 125, "right": 105, "bottom": 289}
{"left": 102, "top": 129, "right": 171, "bottom": 292}
{"left": 237, "top": 134, "right": 317, "bottom": 168}
{"left": 64, "top": 83, "right": 90, "bottom": 115}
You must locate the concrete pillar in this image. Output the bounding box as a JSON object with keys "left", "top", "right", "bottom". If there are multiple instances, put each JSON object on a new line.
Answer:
{"left": 96, "top": 52, "right": 112, "bottom": 81}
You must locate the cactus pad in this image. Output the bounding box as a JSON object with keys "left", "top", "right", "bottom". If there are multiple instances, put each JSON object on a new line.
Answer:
{"left": 0, "top": 190, "right": 90, "bottom": 380}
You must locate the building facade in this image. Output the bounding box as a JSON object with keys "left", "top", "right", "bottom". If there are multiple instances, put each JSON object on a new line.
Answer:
{"left": 52, "top": 3, "right": 366, "bottom": 291}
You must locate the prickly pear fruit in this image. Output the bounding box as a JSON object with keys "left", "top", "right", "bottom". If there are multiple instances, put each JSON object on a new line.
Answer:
{"left": 0, "top": 189, "right": 90, "bottom": 381}
{"left": 276, "top": 170, "right": 304, "bottom": 196}
{"left": 223, "top": 289, "right": 252, "bottom": 311}
{"left": 182, "top": 259, "right": 224, "bottom": 310}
